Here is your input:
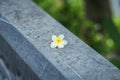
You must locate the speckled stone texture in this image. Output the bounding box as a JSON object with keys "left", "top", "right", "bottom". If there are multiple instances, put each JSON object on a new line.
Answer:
{"left": 0, "top": 0, "right": 120, "bottom": 80}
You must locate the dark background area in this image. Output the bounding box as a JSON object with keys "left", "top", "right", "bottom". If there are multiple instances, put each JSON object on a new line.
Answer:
{"left": 33, "top": 0, "right": 120, "bottom": 68}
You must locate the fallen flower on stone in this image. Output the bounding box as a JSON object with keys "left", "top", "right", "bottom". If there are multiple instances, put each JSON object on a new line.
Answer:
{"left": 50, "top": 34, "right": 68, "bottom": 48}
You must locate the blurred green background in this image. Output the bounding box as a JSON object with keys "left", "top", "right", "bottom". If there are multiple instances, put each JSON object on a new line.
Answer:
{"left": 33, "top": 0, "right": 120, "bottom": 68}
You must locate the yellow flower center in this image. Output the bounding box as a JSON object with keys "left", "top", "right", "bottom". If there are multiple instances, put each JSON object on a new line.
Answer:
{"left": 55, "top": 37, "right": 63, "bottom": 45}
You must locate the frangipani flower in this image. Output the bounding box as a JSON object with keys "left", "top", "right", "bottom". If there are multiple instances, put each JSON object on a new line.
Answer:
{"left": 50, "top": 34, "right": 68, "bottom": 48}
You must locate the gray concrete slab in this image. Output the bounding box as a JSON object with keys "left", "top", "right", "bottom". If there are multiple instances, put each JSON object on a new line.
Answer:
{"left": 0, "top": 0, "right": 120, "bottom": 80}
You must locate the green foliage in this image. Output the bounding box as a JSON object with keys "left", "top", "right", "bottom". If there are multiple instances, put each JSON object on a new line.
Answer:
{"left": 33, "top": 0, "right": 120, "bottom": 68}
{"left": 104, "top": 17, "right": 120, "bottom": 50}
{"left": 113, "top": 17, "right": 120, "bottom": 32}
{"left": 110, "top": 58, "right": 120, "bottom": 68}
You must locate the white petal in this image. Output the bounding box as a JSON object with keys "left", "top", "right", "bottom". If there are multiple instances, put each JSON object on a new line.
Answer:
{"left": 52, "top": 35, "right": 57, "bottom": 41}
{"left": 58, "top": 34, "right": 64, "bottom": 39}
{"left": 63, "top": 40, "right": 68, "bottom": 45}
{"left": 58, "top": 44, "right": 64, "bottom": 48}
{"left": 50, "top": 42, "right": 57, "bottom": 48}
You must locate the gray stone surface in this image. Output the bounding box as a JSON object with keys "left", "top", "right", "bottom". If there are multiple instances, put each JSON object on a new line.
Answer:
{"left": 0, "top": 0, "right": 120, "bottom": 80}
{"left": 0, "top": 58, "right": 12, "bottom": 80}
{"left": 0, "top": 56, "right": 23, "bottom": 80}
